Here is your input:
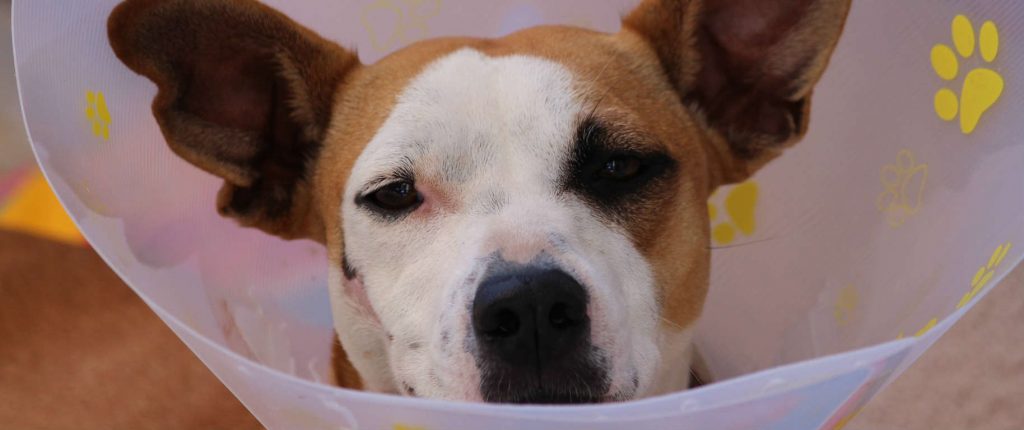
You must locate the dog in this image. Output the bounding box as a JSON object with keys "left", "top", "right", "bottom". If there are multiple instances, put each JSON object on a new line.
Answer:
{"left": 108, "top": 0, "right": 851, "bottom": 404}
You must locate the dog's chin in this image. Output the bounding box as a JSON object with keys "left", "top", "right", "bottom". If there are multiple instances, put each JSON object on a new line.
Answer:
{"left": 474, "top": 382, "right": 635, "bottom": 405}
{"left": 483, "top": 390, "right": 606, "bottom": 405}
{"left": 403, "top": 386, "right": 629, "bottom": 405}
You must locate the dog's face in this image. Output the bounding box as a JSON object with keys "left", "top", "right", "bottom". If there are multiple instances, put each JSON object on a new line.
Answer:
{"left": 335, "top": 44, "right": 700, "bottom": 402}
{"left": 109, "top": 0, "right": 850, "bottom": 403}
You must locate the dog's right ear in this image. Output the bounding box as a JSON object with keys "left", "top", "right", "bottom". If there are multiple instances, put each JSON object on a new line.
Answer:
{"left": 623, "top": 0, "right": 851, "bottom": 188}
{"left": 109, "top": 0, "right": 360, "bottom": 241}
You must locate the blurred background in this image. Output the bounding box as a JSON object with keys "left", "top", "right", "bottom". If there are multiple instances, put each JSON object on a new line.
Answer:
{"left": 0, "top": 1, "right": 1021, "bottom": 429}
{"left": 0, "top": 1, "right": 28, "bottom": 172}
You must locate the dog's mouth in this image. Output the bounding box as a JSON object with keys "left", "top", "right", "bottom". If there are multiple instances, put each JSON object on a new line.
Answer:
{"left": 475, "top": 358, "right": 619, "bottom": 405}
{"left": 473, "top": 378, "right": 638, "bottom": 404}
{"left": 488, "top": 388, "right": 605, "bottom": 405}
{"left": 402, "top": 386, "right": 620, "bottom": 404}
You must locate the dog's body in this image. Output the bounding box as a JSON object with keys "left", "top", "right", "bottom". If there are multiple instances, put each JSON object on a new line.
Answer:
{"left": 109, "top": 0, "right": 850, "bottom": 404}
{"left": 0, "top": 229, "right": 262, "bottom": 429}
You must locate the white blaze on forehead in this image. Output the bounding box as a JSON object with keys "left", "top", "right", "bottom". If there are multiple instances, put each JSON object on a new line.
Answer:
{"left": 348, "top": 48, "right": 581, "bottom": 198}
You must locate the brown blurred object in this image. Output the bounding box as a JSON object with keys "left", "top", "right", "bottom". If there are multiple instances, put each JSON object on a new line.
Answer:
{"left": 0, "top": 229, "right": 262, "bottom": 430}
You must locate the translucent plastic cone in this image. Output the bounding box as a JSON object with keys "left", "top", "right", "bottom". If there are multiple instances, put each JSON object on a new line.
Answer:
{"left": 13, "top": 1, "right": 1024, "bottom": 428}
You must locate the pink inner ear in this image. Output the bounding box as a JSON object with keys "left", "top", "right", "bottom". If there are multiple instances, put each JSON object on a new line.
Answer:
{"left": 183, "top": 46, "right": 274, "bottom": 132}
{"left": 705, "top": 0, "right": 807, "bottom": 54}
{"left": 342, "top": 275, "right": 383, "bottom": 326}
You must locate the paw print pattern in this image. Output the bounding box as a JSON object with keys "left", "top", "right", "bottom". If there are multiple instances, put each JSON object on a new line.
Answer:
{"left": 361, "top": 0, "right": 442, "bottom": 53}
{"left": 876, "top": 149, "right": 928, "bottom": 227}
{"left": 394, "top": 425, "right": 426, "bottom": 430}
{"left": 833, "top": 285, "right": 859, "bottom": 326}
{"left": 958, "top": 242, "right": 1013, "bottom": 309}
{"left": 931, "top": 15, "right": 1004, "bottom": 134}
{"left": 707, "top": 181, "right": 758, "bottom": 245}
{"left": 830, "top": 408, "right": 863, "bottom": 430}
{"left": 892, "top": 242, "right": 1014, "bottom": 339}
{"left": 85, "top": 90, "right": 111, "bottom": 140}
{"left": 897, "top": 317, "right": 937, "bottom": 339}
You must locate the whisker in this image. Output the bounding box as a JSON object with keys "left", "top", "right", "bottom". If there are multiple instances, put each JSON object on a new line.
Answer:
{"left": 705, "top": 235, "right": 780, "bottom": 251}
{"left": 659, "top": 316, "right": 686, "bottom": 331}
{"left": 689, "top": 367, "right": 705, "bottom": 388}
{"left": 581, "top": 54, "right": 618, "bottom": 120}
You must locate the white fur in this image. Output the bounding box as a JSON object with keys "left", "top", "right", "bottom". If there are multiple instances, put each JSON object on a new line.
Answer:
{"left": 332, "top": 48, "right": 681, "bottom": 401}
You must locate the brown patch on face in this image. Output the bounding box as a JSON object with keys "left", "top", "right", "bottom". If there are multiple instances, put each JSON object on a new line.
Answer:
{"left": 455, "top": 26, "right": 715, "bottom": 329}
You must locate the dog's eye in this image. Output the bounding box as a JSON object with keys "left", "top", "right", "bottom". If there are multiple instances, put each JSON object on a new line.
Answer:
{"left": 598, "top": 156, "right": 642, "bottom": 181}
{"left": 564, "top": 118, "right": 677, "bottom": 213}
{"left": 364, "top": 181, "right": 422, "bottom": 213}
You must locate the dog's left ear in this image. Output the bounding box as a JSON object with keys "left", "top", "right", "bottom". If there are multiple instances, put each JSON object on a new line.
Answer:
{"left": 623, "top": 0, "right": 851, "bottom": 186}
{"left": 109, "top": 0, "right": 361, "bottom": 241}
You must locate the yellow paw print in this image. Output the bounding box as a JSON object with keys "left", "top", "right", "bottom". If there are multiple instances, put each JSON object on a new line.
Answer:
{"left": 876, "top": 149, "right": 928, "bottom": 227}
{"left": 931, "top": 15, "right": 1004, "bottom": 135}
{"left": 394, "top": 425, "right": 425, "bottom": 430}
{"left": 707, "top": 181, "right": 758, "bottom": 245}
{"left": 85, "top": 90, "right": 111, "bottom": 140}
{"left": 361, "top": 0, "right": 442, "bottom": 53}
{"left": 957, "top": 241, "right": 1013, "bottom": 309}
{"left": 833, "top": 285, "right": 859, "bottom": 326}
{"left": 831, "top": 408, "right": 863, "bottom": 430}
{"left": 897, "top": 317, "right": 937, "bottom": 339}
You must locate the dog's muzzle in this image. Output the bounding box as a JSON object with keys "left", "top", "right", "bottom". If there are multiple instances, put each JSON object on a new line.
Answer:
{"left": 472, "top": 266, "right": 608, "bottom": 403}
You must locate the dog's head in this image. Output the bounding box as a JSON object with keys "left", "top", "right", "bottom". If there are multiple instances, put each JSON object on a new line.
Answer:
{"left": 109, "top": 0, "right": 850, "bottom": 403}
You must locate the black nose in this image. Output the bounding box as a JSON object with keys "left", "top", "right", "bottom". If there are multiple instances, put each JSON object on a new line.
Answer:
{"left": 473, "top": 267, "right": 603, "bottom": 403}
{"left": 472, "top": 268, "right": 589, "bottom": 367}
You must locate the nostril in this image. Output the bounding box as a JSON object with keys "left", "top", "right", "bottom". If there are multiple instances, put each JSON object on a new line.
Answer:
{"left": 484, "top": 308, "right": 520, "bottom": 338}
{"left": 549, "top": 303, "right": 571, "bottom": 329}
{"left": 548, "top": 301, "right": 586, "bottom": 330}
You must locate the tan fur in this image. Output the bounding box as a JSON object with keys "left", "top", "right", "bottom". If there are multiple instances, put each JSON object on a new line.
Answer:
{"left": 332, "top": 335, "right": 364, "bottom": 389}
{"left": 109, "top": 0, "right": 851, "bottom": 397}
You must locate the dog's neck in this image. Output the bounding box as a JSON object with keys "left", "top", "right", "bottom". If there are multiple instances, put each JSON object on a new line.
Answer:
{"left": 647, "top": 327, "right": 695, "bottom": 397}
